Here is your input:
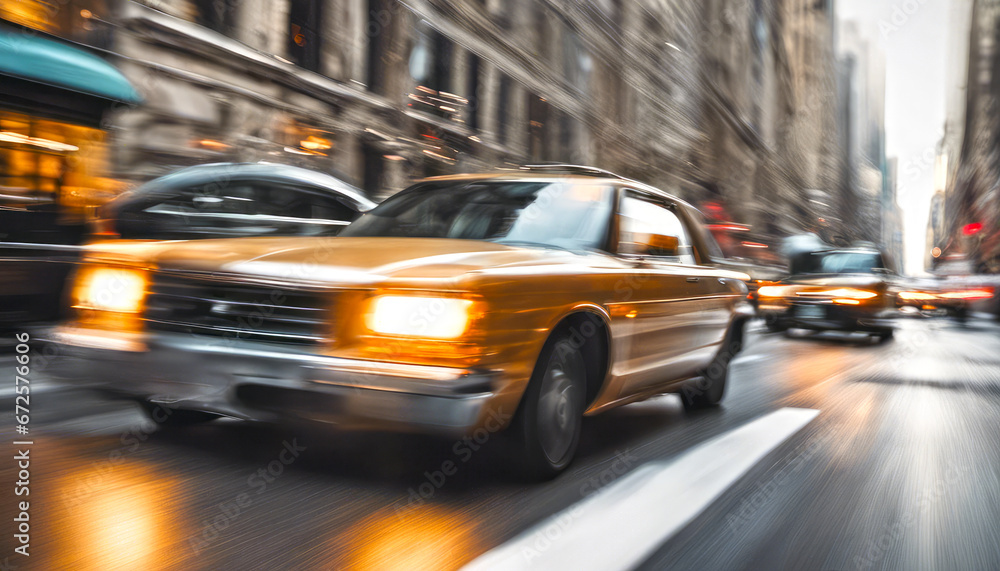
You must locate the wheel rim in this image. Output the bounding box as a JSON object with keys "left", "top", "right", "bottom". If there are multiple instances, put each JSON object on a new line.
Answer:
{"left": 536, "top": 354, "right": 582, "bottom": 464}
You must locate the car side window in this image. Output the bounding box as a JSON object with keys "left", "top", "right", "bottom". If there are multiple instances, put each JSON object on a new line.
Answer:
{"left": 254, "top": 185, "right": 313, "bottom": 219}
{"left": 254, "top": 185, "right": 357, "bottom": 234}
{"left": 144, "top": 184, "right": 256, "bottom": 216}
{"left": 619, "top": 192, "right": 696, "bottom": 265}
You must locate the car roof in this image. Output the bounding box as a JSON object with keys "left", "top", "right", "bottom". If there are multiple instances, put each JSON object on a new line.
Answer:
{"left": 116, "top": 162, "right": 375, "bottom": 209}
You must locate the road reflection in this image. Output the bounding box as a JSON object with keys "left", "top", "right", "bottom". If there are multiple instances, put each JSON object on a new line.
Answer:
{"left": 339, "top": 504, "right": 483, "bottom": 570}
{"left": 2, "top": 438, "right": 191, "bottom": 570}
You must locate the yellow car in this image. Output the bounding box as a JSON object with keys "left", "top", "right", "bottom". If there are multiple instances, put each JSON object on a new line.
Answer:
{"left": 49, "top": 167, "right": 752, "bottom": 477}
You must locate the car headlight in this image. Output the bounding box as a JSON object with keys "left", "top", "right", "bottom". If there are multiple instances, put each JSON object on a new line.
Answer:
{"left": 73, "top": 267, "right": 147, "bottom": 313}
{"left": 757, "top": 285, "right": 790, "bottom": 297}
{"left": 365, "top": 296, "right": 473, "bottom": 339}
{"left": 815, "top": 288, "right": 878, "bottom": 299}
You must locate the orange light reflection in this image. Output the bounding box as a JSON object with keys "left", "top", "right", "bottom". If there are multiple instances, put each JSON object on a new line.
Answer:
{"left": 340, "top": 504, "right": 484, "bottom": 571}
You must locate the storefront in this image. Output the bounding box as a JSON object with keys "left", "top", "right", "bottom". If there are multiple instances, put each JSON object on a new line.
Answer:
{"left": 0, "top": 25, "right": 140, "bottom": 239}
{"left": 0, "top": 24, "right": 139, "bottom": 326}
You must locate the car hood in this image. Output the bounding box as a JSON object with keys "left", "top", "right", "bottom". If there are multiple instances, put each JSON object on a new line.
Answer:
{"left": 83, "top": 237, "right": 598, "bottom": 286}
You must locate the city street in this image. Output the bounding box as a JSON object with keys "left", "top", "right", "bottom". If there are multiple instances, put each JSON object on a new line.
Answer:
{"left": 2, "top": 317, "right": 998, "bottom": 571}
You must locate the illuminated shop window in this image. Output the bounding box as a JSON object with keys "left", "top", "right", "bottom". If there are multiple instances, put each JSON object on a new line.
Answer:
{"left": 282, "top": 119, "right": 335, "bottom": 159}
{"left": 0, "top": 0, "right": 111, "bottom": 47}
{"left": 0, "top": 111, "right": 121, "bottom": 217}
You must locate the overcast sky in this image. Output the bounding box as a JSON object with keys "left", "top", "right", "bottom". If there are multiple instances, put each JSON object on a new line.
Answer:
{"left": 836, "top": 0, "right": 958, "bottom": 275}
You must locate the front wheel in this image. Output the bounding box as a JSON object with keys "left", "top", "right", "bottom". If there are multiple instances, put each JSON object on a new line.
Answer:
{"left": 764, "top": 314, "right": 788, "bottom": 332}
{"left": 509, "top": 337, "right": 586, "bottom": 479}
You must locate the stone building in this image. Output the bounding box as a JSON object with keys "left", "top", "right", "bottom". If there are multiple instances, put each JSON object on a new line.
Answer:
{"left": 1, "top": 0, "right": 849, "bottom": 244}
{"left": 942, "top": 0, "right": 1000, "bottom": 273}
{"left": 836, "top": 20, "right": 886, "bottom": 246}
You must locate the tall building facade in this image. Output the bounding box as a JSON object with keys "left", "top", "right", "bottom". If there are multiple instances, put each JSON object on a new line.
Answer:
{"left": 941, "top": 0, "right": 1000, "bottom": 273}
{"left": 1, "top": 0, "right": 849, "bottom": 247}
{"left": 835, "top": 20, "right": 887, "bottom": 246}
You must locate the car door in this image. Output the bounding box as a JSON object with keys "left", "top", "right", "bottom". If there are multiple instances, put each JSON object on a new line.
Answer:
{"left": 674, "top": 204, "right": 738, "bottom": 358}
{"left": 608, "top": 190, "right": 710, "bottom": 395}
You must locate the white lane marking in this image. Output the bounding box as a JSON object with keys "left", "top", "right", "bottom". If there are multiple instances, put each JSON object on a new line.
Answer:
{"left": 733, "top": 353, "right": 766, "bottom": 364}
{"left": 463, "top": 407, "right": 820, "bottom": 571}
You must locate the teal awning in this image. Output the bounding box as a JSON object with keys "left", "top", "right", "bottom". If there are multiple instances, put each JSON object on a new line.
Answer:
{"left": 0, "top": 30, "right": 141, "bottom": 104}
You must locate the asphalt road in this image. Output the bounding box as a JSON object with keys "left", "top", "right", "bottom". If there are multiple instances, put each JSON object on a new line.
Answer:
{"left": 0, "top": 317, "right": 998, "bottom": 571}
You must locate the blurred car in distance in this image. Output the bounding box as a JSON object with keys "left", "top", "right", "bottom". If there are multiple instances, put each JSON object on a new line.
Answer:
{"left": 91, "top": 162, "right": 376, "bottom": 240}
{"left": 757, "top": 243, "right": 897, "bottom": 340}
{"left": 49, "top": 166, "right": 753, "bottom": 478}
{"left": 895, "top": 278, "right": 992, "bottom": 321}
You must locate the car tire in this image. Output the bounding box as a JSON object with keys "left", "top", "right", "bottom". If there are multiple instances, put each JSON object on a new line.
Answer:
{"left": 682, "top": 321, "right": 742, "bottom": 410}
{"left": 874, "top": 329, "right": 893, "bottom": 343}
{"left": 764, "top": 314, "right": 788, "bottom": 332}
{"left": 509, "top": 337, "right": 586, "bottom": 480}
{"left": 954, "top": 307, "right": 968, "bottom": 325}
{"left": 140, "top": 402, "right": 217, "bottom": 427}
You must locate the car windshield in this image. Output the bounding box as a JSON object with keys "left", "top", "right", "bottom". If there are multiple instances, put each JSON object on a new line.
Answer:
{"left": 795, "top": 251, "right": 884, "bottom": 275}
{"left": 341, "top": 180, "right": 614, "bottom": 251}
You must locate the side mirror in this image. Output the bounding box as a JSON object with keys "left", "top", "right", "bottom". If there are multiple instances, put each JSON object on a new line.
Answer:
{"left": 619, "top": 232, "right": 680, "bottom": 257}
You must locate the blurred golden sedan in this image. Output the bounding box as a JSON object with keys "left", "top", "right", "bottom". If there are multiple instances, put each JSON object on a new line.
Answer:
{"left": 49, "top": 166, "right": 752, "bottom": 478}
{"left": 757, "top": 244, "right": 897, "bottom": 341}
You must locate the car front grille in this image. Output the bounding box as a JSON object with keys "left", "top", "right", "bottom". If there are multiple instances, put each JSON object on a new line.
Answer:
{"left": 143, "top": 272, "right": 331, "bottom": 345}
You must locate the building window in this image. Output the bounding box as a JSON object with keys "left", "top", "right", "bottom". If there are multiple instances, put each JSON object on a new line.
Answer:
{"left": 559, "top": 111, "right": 573, "bottom": 161}
{"left": 528, "top": 93, "right": 550, "bottom": 161}
{"left": 408, "top": 22, "right": 465, "bottom": 121}
{"left": 466, "top": 53, "right": 481, "bottom": 131}
{"left": 288, "top": 0, "right": 322, "bottom": 72}
{"left": 192, "top": 0, "right": 239, "bottom": 36}
{"left": 409, "top": 21, "right": 453, "bottom": 92}
{"left": 562, "top": 29, "right": 592, "bottom": 94}
{"left": 496, "top": 74, "right": 510, "bottom": 146}
{"left": 366, "top": 0, "right": 391, "bottom": 94}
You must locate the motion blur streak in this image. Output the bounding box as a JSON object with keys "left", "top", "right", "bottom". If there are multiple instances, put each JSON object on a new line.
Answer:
{"left": 52, "top": 465, "right": 185, "bottom": 570}
{"left": 339, "top": 505, "right": 483, "bottom": 571}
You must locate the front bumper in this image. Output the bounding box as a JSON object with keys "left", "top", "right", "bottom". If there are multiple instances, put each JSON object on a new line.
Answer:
{"left": 762, "top": 302, "right": 896, "bottom": 332}
{"left": 44, "top": 327, "right": 503, "bottom": 436}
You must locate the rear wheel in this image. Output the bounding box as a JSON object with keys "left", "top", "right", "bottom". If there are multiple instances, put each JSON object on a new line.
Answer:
{"left": 140, "top": 402, "right": 217, "bottom": 427}
{"left": 682, "top": 321, "right": 743, "bottom": 410}
{"left": 873, "top": 329, "right": 894, "bottom": 343}
{"left": 509, "top": 337, "right": 586, "bottom": 479}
